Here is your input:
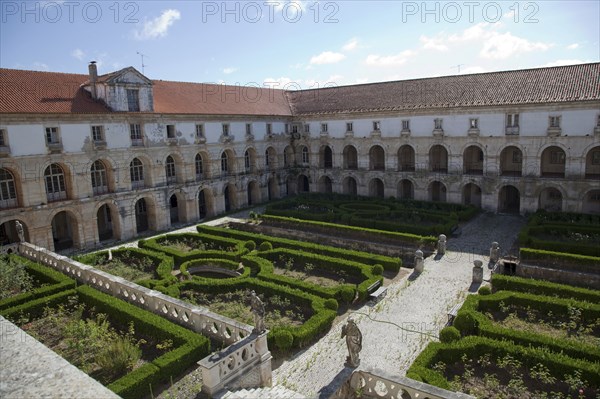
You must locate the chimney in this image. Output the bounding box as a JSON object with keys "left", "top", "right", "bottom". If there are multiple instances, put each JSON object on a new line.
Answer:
{"left": 88, "top": 61, "right": 98, "bottom": 99}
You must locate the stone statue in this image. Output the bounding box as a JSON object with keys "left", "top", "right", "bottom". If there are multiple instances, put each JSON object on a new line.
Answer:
{"left": 15, "top": 221, "right": 24, "bottom": 242}
{"left": 341, "top": 318, "right": 362, "bottom": 367}
{"left": 250, "top": 290, "right": 266, "bottom": 334}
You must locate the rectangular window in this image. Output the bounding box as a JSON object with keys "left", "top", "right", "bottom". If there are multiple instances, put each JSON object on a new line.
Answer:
{"left": 507, "top": 113, "right": 519, "bottom": 127}
{"left": 402, "top": 120, "right": 410, "bottom": 131}
{"left": 266, "top": 123, "right": 272, "bottom": 135}
{"left": 0, "top": 129, "right": 6, "bottom": 146}
{"left": 91, "top": 125, "right": 104, "bottom": 142}
{"left": 126, "top": 89, "right": 140, "bottom": 112}
{"left": 45, "top": 127, "right": 60, "bottom": 144}
{"left": 130, "top": 124, "right": 143, "bottom": 146}
{"left": 434, "top": 118, "right": 443, "bottom": 130}
{"left": 321, "top": 123, "right": 328, "bottom": 133}
{"left": 373, "top": 121, "right": 381, "bottom": 131}
{"left": 292, "top": 125, "right": 298, "bottom": 134}
{"left": 246, "top": 123, "right": 252, "bottom": 135}
{"left": 549, "top": 116, "right": 561, "bottom": 128}
{"left": 195, "top": 124, "right": 204, "bottom": 138}
{"left": 166, "top": 124, "right": 176, "bottom": 138}
{"left": 550, "top": 151, "right": 565, "bottom": 164}
{"left": 304, "top": 124, "right": 310, "bottom": 133}
{"left": 469, "top": 118, "right": 478, "bottom": 129}
{"left": 222, "top": 124, "right": 230, "bottom": 136}
{"left": 285, "top": 124, "right": 289, "bottom": 134}
{"left": 346, "top": 122, "right": 353, "bottom": 132}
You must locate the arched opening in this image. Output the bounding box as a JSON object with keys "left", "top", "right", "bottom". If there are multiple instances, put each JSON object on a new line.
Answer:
{"left": 397, "top": 179, "right": 414, "bottom": 200}
{"left": 582, "top": 190, "right": 600, "bottom": 214}
{"left": 297, "top": 174, "right": 310, "bottom": 193}
{"left": 247, "top": 181, "right": 260, "bottom": 205}
{"left": 265, "top": 147, "right": 277, "bottom": 171}
{"left": 268, "top": 178, "right": 279, "bottom": 200}
{"left": 169, "top": 194, "right": 180, "bottom": 224}
{"left": 463, "top": 183, "right": 482, "bottom": 208}
{"left": 498, "top": 185, "right": 520, "bottom": 213}
{"left": 130, "top": 158, "right": 145, "bottom": 189}
{"left": 398, "top": 145, "right": 415, "bottom": 172}
{"left": 429, "top": 145, "right": 448, "bottom": 173}
{"left": 91, "top": 160, "right": 111, "bottom": 195}
{"left": 44, "top": 163, "right": 68, "bottom": 202}
{"left": 428, "top": 181, "right": 447, "bottom": 202}
{"left": 369, "top": 145, "right": 385, "bottom": 171}
{"left": 499, "top": 146, "right": 522, "bottom": 177}
{"left": 539, "top": 187, "right": 563, "bottom": 212}
{"left": 0, "top": 168, "right": 19, "bottom": 209}
{"left": 585, "top": 146, "right": 600, "bottom": 179}
{"left": 0, "top": 220, "right": 29, "bottom": 245}
{"left": 342, "top": 176, "right": 357, "bottom": 196}
{"left": 283, "top": 145, "right": 294, "bottom": 167}
{"left": 541, "top": 146, "right": 566, "bottom": 178}
{"left": 135, "top": 198, "right": 149, "bottom": 233}
{"left": 320, "top": 145, "right": 333, "bottom": 169}
{"left": 286, "top": 175, "right": 296, "bottom": 196}
{"left": 165, "top": 155, "right": 177, "bottom": 184}
{"left": 198, "top": 189, "right": 215, "bottom": 220}
{"left": 369, "top": 178, "right": 385, "bottom": 198}
{"left": 97, "top": 204, "right": 115, "bottom": 241}
{"left": 463, "top": 146, "right": 484, "bottom": 175}
{"left": 318, "top": 176, "right": 333, "bottom": 193}
{"left": 51, "top": 211, "right": 78, "bottom": 251}
{"left": 224, "top": 184, "right": 237, "bottom": 211}
{"left": 343, "top": 145, "right": 358, "bottom": 169}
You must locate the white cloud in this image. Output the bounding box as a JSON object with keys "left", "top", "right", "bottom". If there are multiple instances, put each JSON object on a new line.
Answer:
{"left": 71, "top": 48, "right": 85, "bottom": 61}
{"left": 134, "top": 9, "right": 181, "bottom": 40}
{"left": 223, "top": 67, "right": 238, "bottom": 74}
{"left": 540, "top": 59, "right": 591, "bottom": 67}
{"left": 342, "top": 38, "right": 358, "bottom": 52}
{"left": 480, "top": 32, "right": 552, "bottom": 59}
{"left": 567, "top": 43, "right": 579, "bottom": 50}
{"left": 365, "top": 50, "right": 414, "bottom": 67}
{"left": 263, "top": 77, "right": 303, "bottom": 89}
{"left": 420, "top": 23, "right": 491, "bottom": 51}
{"left": 32, "top": 62, "right": 49, "bottom": 71}
{"left": 310, "top": 51, "right": 346, "bottom": 65}
{"left": 460, "top": 66, "right": 487, "bottom": 74}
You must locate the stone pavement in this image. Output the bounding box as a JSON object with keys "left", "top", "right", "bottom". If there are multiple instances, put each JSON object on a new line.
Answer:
{"left": 272, "top": 213, "right": 526, "bottom": 399}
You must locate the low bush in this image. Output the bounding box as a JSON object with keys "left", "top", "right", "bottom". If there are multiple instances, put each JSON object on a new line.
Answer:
{"left": 439, "top": 326, "right": 461, "bottom": 343}
{"left": 478, "top": 286, "right": 492, "bottom": 296}
{"left": 258, "top": 241, "right": 273, "bottom": 251}
{"left": 244, "top": 240, "right": 256, "bottom": 251}
{"left": 453, "top": 310, "right": 479, "bottom": 336}
{"left": 272, "top": 329, "right": 294, "bottom": 351}
{"left": 324, "top": 298, "right": 339, "bottom": 311}
{"left": 372, "top": 264, "right": 384, "bottom": 276}
{"left": 492, "top": 274, "right": 600, "bottom": 303}
{"left": 520, "top": 247, "right": 600, "bottom": 273}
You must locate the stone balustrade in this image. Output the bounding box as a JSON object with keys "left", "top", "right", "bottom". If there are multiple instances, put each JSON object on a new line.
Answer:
{"left": 17, "top": 242, "right": 272, "bottom": 395}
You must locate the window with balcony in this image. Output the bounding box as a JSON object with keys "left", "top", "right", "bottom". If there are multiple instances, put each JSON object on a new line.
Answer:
{"left": 130, "top": 158, "right": 144, "bottom": 188}
{"left": 130, "top": 124, "right": 143, "bottom": 146}
{"left": 0, "top": 168, "right": 17, "bottom": 209}
{"left": 195, "top": 153, "right": 204, "bottom": 180}
{"left": 245, "top": 150, "right": 251, "bottom": 172}
{"left": 221, "top": 152, "right": 229, "bottom": 174}
{"left": 44, "top": 164, "right": 67, "bottom": 202}
{"left": 91, "top": 160, "right": 109, "bottom": 195}
{"left": 126, "top": 89, "right": 140, "bottom": 112}
{"left": 301, "top": 146, "right": 309, "bottom": 164}
{"left": 165, "top": 156, "right": 176, "bottom": 184}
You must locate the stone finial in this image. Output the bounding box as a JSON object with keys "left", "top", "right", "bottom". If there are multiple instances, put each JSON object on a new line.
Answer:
{"left": 414, "top": 249, "right": 424, "bottom": 273}
{"left": 438, "top": 234, "right": 447, "bottom": 255}
{"left": 490, "top": 241, "right": 500, "bottom": 263}
{"left": 473, "top": 260, "right": 483, "bottom": 268}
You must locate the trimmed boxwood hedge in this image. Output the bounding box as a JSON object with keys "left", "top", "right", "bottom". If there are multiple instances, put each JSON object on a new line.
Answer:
{"left": 492, "top": 274, "right": 600, "bottom": 303}
{"left": 520, "top": 247, "right": 600, "bottom": 273}
{"left": 196, "top": 225, "right": 403, "bottom": 272}
{"left": 0, "top": 254, "right": 76, "bottom": 311}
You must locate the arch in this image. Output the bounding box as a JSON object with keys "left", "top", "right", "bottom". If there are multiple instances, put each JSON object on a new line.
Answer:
{"left": 582, "top": 190, "right": 600, "bottom": 214}
{"left": 224, "top": 183, "right": 237, "bottom": 211}
{"left": 428, "top": 181, "right": 447, "bottom": 202}
{"left": 397, "top": 179, "right": 414, "bottom": 200}
{"left": 96, "top": 202, "right": 120, "bottom": 242}
{"left": 342, "top": 176, "right": 357, "bottom": 196}
{"left": 499, "top": 145, "right": 523, "bottom": 177}
{"left": 585, "top": 145, "right": 600, "bottom": 179}
{"left": 369, "top": 178, "right": 385, "bottom": 198}
{"left": 463, "top": 145, "right": 484, "bottom": 175}
{"left": 165, "top": 155, "right": 177, "bottom": 184}
{"left": 265, "top": 146, "right": 277, "bottom": 171}
{"left": 198, "top": 188, "right": 215, "bottom": 219}
{"left": 318, "top": 175, "right": 333, "bottom": 193}
{"left": 540, "top": 146, "right": 566, "bottom": 178}
{"left": 44, "top": 163, "right": 68, "bottom": 202}
{"left": 286, "top": 175, "right": 297, "bottom": 196}
{"left": 51, "top": 210, "right": 80, "bottom": 251}
{"left": 283, "top": 145, "right": 294, "bottom": 167}
{"left": 369, "top": 145, "right": 385, "bottom": 171}
{"left": 0, "top": 219, "right": 29, "bottom": 245}
{"left": 538, "top": 187, "right": 563, "bottom": 212}
{"left": 297, "top": 174, "right": 310, "bottom": 193}
{"left": 0, "top": 168, "right": 19, "bottom": 209}
{"left": 244, "top": 148, "right": 257, "bottom": 173}
{"left": 343, "top": 145, "right": 358, "bottom": 169}
{"left": 168, "top": 192, "right": 186, "bottom": 225}
{"left": 429, "top": 145, "right": 448, "bottom": 173}
{"left": 247, "top": 180, "right": 261, "bottom": 205}
{"left": 498, "top": 185, "right": 520, "bottom": 213}
{"left": 398, "top": 145, "right": 415, "bottom": 172}
{"left": 130, "top": 157, "right": 145, "bottom": 189}
{"left": 320, "top": 145, "right": 333, "bottom": 169}
{"left": 268, "top": 177, "right": 279, "bottom": 200}
{"left": 463, "top": 183, "right": 482, "bottom": 208}
{"left": 134, "top": 196, "right": 157, "bottom": 233}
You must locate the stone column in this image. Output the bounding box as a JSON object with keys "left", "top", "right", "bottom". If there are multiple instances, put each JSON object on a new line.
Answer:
{"left": 472, "top": 260, "right": 483, "bottom": 283}
{"left": 414, "top": 249, "right": 424, "bottom": 273}
{"left": 490, "top": 242, "right": 500, "bottom": 263}
{"left": 438, "top": 234, "right": 447, "bottom": 255}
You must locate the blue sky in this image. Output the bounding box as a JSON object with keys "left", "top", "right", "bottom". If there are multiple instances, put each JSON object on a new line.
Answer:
{"left": 1, "top": 1, "right": 599, "bottom": 88}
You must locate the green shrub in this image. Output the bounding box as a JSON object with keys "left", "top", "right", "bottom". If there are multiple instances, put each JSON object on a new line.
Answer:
{"left": 372, "top": 264, "right": 384, "bottom": 275}
{"left": 453, "top": 311, "right": 478, "bottom": 336}
{"left": 338, "top": 285, "right": 356, "bottom": 304}
{"left": 439, "top": 326, "right": 461, "bottom": 343}
{"left": 272, "top": 329, "right": 294, "bottom": 350}
{"left": 492, "top": 274, "right": 600, "bottom": 303}
{"left": 478, "top": 286, "right": 492, "bottom": 295}
{"left": 324, "top": 298, "right": 339, "bottom": 311}
{"left": 244, "top": 240, "right": 256, "bottom": 251}
{"left": 258, "top": 241, "right": 273, "bottom": 251}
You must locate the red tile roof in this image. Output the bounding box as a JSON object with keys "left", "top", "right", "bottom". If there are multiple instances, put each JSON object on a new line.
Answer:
{"left": 1, "top": 63, "right": 599, "bottom": 116}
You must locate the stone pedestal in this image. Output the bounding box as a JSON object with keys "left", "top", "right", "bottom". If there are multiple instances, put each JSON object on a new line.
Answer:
{"left": 472, "top": 260, "right": 483, "bottom": 283}
{"left": 490, "top": 242, "right": 500, "bottom": 263}
{"left": 438, "top": 234, "right": 447, "bottom": 255}
{"left": 414, "top": 250, "right": 424, "bottom": 273}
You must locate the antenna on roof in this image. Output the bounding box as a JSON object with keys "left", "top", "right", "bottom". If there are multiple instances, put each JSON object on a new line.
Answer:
{"left": 451, "top": 64, "right": 464, "bottom": 74}
{"left": 136, "top": 51, "right": 147, "bottom": 74}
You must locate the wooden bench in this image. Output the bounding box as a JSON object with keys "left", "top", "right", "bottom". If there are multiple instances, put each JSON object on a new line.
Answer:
{"left": 367, "top": 280, "right": 387, "bottom": 302}
{"left": 447, "top": 303, "right": 461, "bottom": 325}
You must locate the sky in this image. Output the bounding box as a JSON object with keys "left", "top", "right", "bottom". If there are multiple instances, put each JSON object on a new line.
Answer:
{"left": 1, "top": 0, "right": 599, "bottom": 89}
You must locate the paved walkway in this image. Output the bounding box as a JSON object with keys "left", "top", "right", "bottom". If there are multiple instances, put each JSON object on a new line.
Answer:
{"left": 272, "top": 213, "right": 525, "bottom": 398}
